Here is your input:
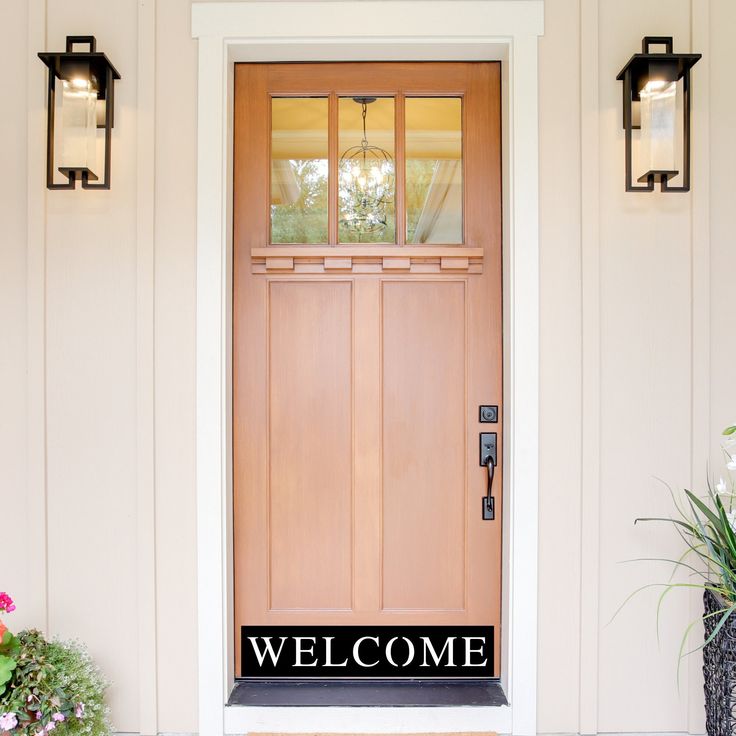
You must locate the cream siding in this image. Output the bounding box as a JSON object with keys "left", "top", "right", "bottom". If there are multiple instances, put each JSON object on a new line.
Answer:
{"left": 1, "top": 0, "right": 735, "bottom": 732}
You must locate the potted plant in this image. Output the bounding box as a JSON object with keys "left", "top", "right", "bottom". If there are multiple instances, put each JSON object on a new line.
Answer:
{"left": 633, "top": 425, "right": 736, "bottom": 736}
{"left": 0, "top": 593, "right": 112, "bottom": 736}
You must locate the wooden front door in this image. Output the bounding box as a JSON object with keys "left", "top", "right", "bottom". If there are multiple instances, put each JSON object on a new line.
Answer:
{"left": 233, "top": 62, "right": 502, "bottom": 675}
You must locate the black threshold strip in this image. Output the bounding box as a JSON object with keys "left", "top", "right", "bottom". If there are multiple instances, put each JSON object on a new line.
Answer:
{"left": 229, "top": 679, "right": 508, "bottom": 707}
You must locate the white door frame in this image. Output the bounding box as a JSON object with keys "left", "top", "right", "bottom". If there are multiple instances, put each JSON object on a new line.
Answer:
{"left": 192, "top": 3, "right": 543, "bottom": 734}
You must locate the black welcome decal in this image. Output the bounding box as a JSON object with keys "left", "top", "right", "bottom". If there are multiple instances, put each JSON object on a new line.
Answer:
{"left": 241, "top": 626, "right": 494, "bottom": 678}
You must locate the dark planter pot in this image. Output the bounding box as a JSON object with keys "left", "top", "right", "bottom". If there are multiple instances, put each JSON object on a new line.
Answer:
{"left": 703, "top": 588, "right": 736, "bottom": 736}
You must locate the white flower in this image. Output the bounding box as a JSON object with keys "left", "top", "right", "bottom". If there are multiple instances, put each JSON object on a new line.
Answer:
{"left": 717, "top": 477, "right": 728, "bottom": 494}
{"left": 0, "top": 713, "right": 18, "bottom": 732}
{"left": 728, "top": 455, "right": 736, "bottom": 471}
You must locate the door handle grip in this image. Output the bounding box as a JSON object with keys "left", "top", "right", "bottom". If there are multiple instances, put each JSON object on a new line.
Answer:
{"left": 483, "top": 456, "right": 496, "bottom": 520}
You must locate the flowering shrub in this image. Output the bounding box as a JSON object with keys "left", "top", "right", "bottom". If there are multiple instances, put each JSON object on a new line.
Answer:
{"left": 0, "top": 596, "right": 111, "bottom": 736}
{"left": 0, "top": 594, "right": 18, "bottom": 699}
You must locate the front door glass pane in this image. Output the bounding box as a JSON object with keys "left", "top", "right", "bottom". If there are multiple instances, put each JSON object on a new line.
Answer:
{"left": 271, "top": 97, "right": 329, "bottom": 244}
{"left": 338, "top": 96, "right": 396, "bottom": 244}
{"left": 405, "top": 97, "right": 463, "bottom": 244}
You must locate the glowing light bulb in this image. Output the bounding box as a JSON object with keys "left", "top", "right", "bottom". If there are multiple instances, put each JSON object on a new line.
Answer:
{"left": 644, "top": 79, "right": 668, "bottom": 92}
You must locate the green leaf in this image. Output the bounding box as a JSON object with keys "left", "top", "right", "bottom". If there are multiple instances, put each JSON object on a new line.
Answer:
{"left": 685, "top": 496, "right": 724, "bottom": 567}
{"left": 655, "top": 476, "right": 690, "bottom": 523}
{"left": 0, "top": 653, "right": 17, "bottom": 696}
{"left": 0, "top": 630, "right": 20, "bottom": 657}
{"left": 685, "top": 490, "right": 724, "bottom": 535}
{"left": 635, "top": 516, "right": 698, "bottom": 533}
{"left": 619, "top": 556, "right": 705, "bottom": 581}
{"left": 713, "top": 493, "right": 736, "bottom": 559}
{"left": 681, "top": 599, "right": 736, "bottom": 663}
{"left": 723, "top": 425, "right": 736, "bottom": 436}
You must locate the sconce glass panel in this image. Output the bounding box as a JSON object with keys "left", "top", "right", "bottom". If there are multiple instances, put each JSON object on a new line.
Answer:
{"left": 58, "top": 77, "right": 99, "bottom": 177}
{"left": 637, "top": 80, "right": 678, "bottom": 180}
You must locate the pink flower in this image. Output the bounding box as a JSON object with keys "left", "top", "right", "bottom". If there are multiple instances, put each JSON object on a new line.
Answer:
{"left": 35, "top": 713, "right": 41, "bottom": 721}
{"left": 51, "top": 715, "right": 64, "bottom": 723}
{"left": 45, "top": 723, "right": 55, "bottom": 733}
{"left": 0, "top": 594, "right": 14, "bottom": 614}
{"left": 74, "top": 704, "right": 85, "bottom": 719}
{"left": 0, "top": 713, "right": 18, "bottom": 731}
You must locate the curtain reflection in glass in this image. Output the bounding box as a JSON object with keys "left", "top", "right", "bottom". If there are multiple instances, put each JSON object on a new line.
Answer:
{"left": 271, "top": 97, "right": 329, "bottom": 244}
{"left": 405, "top": 98, "right": 463, "bottom": 244}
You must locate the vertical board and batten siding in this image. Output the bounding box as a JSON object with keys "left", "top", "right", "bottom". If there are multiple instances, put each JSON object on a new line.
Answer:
{"left": 1, "top": 0, "right": 31, "bottom": 646}
{"left": 0, "top": 0, "right": 734, "bottom": 733}
{"left": 709, "top": 4, "right": 736, "bottom": 461}
{"left": 596, "top": 2, "right": 693, "bottom": 732}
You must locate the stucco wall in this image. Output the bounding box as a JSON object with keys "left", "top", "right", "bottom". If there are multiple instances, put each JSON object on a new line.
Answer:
{"left": 1, "top": 0, "right": 735, "bottom": 733}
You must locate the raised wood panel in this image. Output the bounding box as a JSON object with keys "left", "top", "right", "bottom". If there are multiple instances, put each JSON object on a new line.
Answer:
{"left": 267, "top": 281, "right": 353, "bottom": 610}
{"left": 381, "top": 280, "right": 467, "bottom": 611}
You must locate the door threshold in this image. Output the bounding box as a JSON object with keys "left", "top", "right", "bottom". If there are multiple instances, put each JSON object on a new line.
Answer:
{"left": 228, "top": 679, "right": 508, "bottom": 707}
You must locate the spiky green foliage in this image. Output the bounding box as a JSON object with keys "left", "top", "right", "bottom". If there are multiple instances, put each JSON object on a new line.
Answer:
{"left": 621, "top": 426, "right": 736, "bottom": 676}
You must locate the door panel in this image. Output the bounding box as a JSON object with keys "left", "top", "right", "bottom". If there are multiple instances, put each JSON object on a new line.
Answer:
{"left": 267, "top": 281, "right": 353, "bottom": 611}
{"left": 233, "top": 62, "right": 503, "bottom": 676}
{"left": 381, "top": 281, "right": 467, "bottom": 612}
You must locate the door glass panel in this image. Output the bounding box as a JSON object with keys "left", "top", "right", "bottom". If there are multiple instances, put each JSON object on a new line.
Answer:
{"left": 271, "top": 97, "right": 329, "bottom": 244}
{"left": 405, "top": 98, "right": 463, "bottom": 244}
{"left": 338, "top": 96, "right": 395, "bottom": 243}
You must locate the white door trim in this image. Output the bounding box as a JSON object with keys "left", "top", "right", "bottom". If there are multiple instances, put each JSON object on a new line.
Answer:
{"left": 192, "top": 3, "right": 543, "bottom": 734}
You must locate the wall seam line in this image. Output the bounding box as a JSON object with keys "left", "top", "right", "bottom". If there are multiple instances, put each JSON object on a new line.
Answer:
{"left": 688, "top": 0, "right": 710, "bottom": 733}
{"left": 136, "top": 0, "right": 159, "bottom": 733}
{"left": 578, "top": 0, "right": 601, "bottom": 732}
{"left": 26, "top": 0, "right": 49, "bottom": 635}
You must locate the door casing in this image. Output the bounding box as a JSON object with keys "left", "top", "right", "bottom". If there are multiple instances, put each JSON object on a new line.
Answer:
{"left": 192, "top": 3, "right": 543, "bottom": 735}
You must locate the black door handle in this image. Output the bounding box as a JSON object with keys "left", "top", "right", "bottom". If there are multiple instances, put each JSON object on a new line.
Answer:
{"left": 483, "top": 455, "right": 496, "bottom": 520}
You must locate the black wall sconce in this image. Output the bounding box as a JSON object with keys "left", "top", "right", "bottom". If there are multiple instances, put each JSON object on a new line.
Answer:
{"left": 38, "top": 36, "right": 120, "bottom": 190}
{"left": 617, "top": 36, "right": 701, "bottom": 192}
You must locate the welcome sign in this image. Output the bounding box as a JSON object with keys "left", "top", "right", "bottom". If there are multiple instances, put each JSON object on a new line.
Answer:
{"left": 241, "top": 626, "right": 494, "bottom": 678}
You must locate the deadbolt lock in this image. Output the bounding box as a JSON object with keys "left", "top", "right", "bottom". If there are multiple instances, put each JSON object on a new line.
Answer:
{"left": 479, "top": 405, "right": 498, "bottom": 423}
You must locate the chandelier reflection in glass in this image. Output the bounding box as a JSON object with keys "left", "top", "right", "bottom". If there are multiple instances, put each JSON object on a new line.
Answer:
{"left": 339, "top": 97, "right": 395, "bottom": 236}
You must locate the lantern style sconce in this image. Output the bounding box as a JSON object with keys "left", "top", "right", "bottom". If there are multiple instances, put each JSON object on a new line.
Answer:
{"left": 617, "top": 36, "right": 700, "bottom": 192}
{"left": 38, "top": 36, "right": 120, "bottom": 190}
